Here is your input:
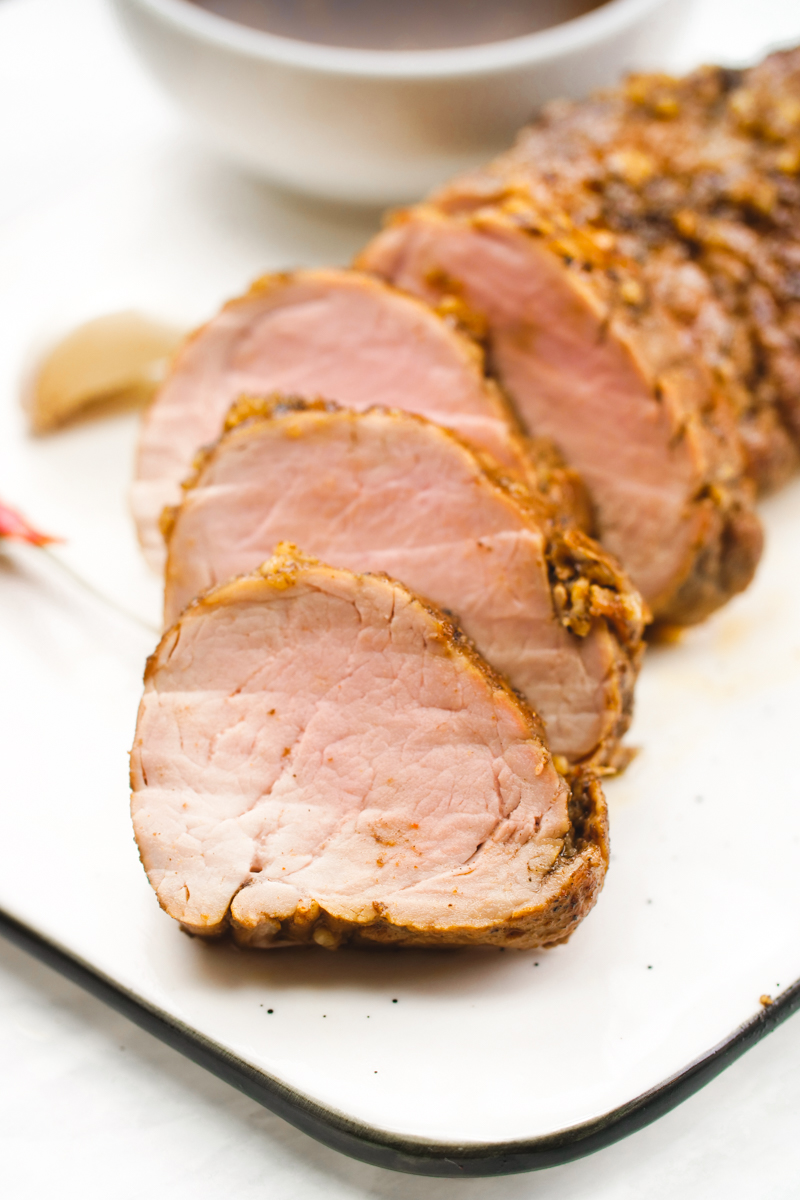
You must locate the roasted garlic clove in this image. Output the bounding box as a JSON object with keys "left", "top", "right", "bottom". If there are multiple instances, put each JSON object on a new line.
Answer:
{"left": 27, "top": 312, "right": 185, "bottom": 434}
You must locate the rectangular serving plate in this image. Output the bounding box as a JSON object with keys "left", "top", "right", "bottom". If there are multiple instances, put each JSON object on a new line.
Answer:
{"left": 3, "top": 411, "right": 800, "bottom": 1179}
{"left": 2, "top": 55, "right": 800, "bottom": 1173}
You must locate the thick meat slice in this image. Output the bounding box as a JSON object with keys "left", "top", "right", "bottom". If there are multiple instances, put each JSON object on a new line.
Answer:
{"left": 163, "top": 399, "right": 645, "bottom": 770}
{"left": 360, "top": 201, "right": 763, "bottom": 625}
{"left": 132, "top": 268, "right": 534, "bottom": 569}
{"left": 130, "top": 549, "right": 608, "bottom": 949}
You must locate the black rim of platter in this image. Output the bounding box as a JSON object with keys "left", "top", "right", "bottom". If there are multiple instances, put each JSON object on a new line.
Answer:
{"left": 2, "top": 906, "right": 799, "bottom": 1178}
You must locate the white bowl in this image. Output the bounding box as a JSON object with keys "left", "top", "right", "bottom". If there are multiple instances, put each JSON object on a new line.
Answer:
{"left": 112, "top": 0, "right": 693, "bottom": 205}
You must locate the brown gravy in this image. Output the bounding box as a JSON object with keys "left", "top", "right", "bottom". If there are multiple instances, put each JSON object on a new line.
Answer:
{"left": 188, "top": 0, "right": 608, "bottom": 51}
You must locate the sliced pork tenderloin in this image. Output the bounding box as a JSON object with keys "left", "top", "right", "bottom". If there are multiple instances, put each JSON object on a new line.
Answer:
{"left": 360, "top": 200, "right": 763, "bottom": 626}
{"left": 133, "top": 268, "right": 546, "bottom": 570}
{"left": 163, "top": 398, "right": 645, "bottom": 770}
{"left": 131, "top": 549, "right": 608, "bottom": 950}
{"left": 394, "top": 51, "right": 800, "bottom": 496}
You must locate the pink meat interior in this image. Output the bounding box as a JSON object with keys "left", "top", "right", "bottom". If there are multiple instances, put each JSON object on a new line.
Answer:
{"left": 165, "top": 409, "right": 620, "bottom": 762}
{"left": 132, "top": 567, "right": 570, "bottom": 934}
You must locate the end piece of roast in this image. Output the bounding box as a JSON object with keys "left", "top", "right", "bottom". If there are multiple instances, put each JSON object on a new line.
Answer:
{"left": 497, "top": 51, "right": 800, "bottom": 495}
{"left": 163, "top": 398, "right": 646, "bottom": 770}
{"left": 359, "top": 190, "right": 763, "bottom": 626}
{"left": 132, "top": 268, "right": 539, "bottom": 570}
{"left": 131, "top": 549, "right": 608, "bottom": 950}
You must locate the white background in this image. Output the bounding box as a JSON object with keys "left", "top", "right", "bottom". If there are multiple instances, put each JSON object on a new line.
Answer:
{"left": 3, "top": 0, "right": 800, "bottom": 1195}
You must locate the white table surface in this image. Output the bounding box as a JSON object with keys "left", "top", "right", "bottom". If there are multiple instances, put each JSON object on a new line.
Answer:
{"left": 3, "top": 0, "right": 800, "bottom": 1195}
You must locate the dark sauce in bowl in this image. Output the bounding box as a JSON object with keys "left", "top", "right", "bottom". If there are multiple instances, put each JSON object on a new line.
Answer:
{"left": 187, "top": 0, "right": 609, "bottom": 51}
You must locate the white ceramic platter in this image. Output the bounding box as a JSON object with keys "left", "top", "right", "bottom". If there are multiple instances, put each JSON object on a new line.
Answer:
{"left": 3, "top": 0, "right": 800, "bottom": 1179}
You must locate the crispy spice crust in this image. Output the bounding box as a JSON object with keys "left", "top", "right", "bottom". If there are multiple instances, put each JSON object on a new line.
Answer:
{"left": 483, "top": 50, "right": 800, "bottom": 495}
{"left": 545, "top": 527, "right": 645, "bottom": 776}
{"left": 143, "top": 549, "right": 609, "bottom": 951}
{"left": 165, "top": 394, "right": 647, "bottom": 772}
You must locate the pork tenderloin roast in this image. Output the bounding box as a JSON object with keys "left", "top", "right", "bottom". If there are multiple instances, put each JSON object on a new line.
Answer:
{"left": 133, "top": 268, "right": 568, "bottom": 570}
{"left": 359, "top": 80, "right": 771, "bottom": 625}
{"left": 131, "top": 550, "right": 608, "bottom": 949}
{"left": 491, "top": 49, "right": 800, "bottom": 495}
{"left": 163, "top": 398, "right": 646, "bottom": 770}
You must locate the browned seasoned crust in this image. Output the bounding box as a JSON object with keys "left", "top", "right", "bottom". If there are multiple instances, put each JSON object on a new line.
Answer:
{"left": 164, "top": 393, "right": 647, "bottom": 773}
{"left": 660, "top": 486, "right": 765, "bottom": 627}
{"left": 544, "top": 526, "right": 645, "bottom": 775}
{"left": 473, "top": 49, "right": 800, "bottom": 495}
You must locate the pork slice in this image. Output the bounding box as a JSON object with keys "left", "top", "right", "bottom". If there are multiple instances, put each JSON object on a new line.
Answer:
{"left": 133, "top": 268, "right": 533, "bottom": 570}
{"left": 360, "top": 204, "right": 763, "bottom": 625}
{"left": 163, "top": 399, "right": 645, "bottom": 769}
{"left": 131, "top": 548, "right": 608, "bottom": 949}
